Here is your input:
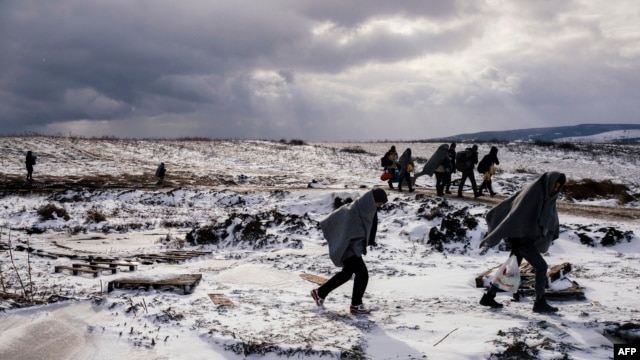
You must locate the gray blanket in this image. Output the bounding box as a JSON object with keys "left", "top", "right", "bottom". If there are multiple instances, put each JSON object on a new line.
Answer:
{"left": 320, "top": 191, "right": 376, "bottom": 267}
{"left": 415, "top": 144, "right": 449, "bottom": 178}
{"left": 480, "top": 172, "right": 566, "bottom": 253}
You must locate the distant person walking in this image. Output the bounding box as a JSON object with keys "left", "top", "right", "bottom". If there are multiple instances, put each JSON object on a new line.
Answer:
{"left": 445, "top": 142, "right": 457, "bottom": 194}
{"left": 479, "top": 171, "right": 566, "bottom": 313}
{"left": 311, "top": 189, "right": 388, "bottom": 314}
{"left": 415, "top": 144, "right": 451, "bottom": 196}
{"left": 155, "top": 162, "right": 166, "bottom": 185}
{"left": 25, "top": 151, "right": 35, "bottom": 180}
{"left": 456, "top": 144, "right": 479, "bottom": 198}
{"left": 381, "top": 146, "right": 398, "bottom": 189}
{"left": 397, "top": 148, "right": 415, "bottom": 192}
{"left": 477, "top": 146, "right": 500, "bottom": 197}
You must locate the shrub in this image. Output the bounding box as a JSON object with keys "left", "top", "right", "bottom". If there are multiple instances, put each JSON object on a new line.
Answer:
{"left": 564, "top": 179, "right": 635, "bottom": 204}
{"left": 37, "top": 203, "right": 70, "bottom": 221}
{"left": 86, "top": 208, "right": 107, "bottom": 223}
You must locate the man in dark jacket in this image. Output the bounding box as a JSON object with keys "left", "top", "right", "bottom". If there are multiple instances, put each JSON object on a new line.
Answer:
{"left": 311, "top": 189, "right": 388, "bottom": 314}
{"left": 479, "top": 171, "right": 566, "bottom": 313}
{"left": 456, "top": 145, "right": 479, "bottom": 198}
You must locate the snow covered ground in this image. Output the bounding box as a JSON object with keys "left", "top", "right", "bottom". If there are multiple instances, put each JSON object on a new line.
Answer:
{"left": 0, "top": 137, "right": 639, "bottom": 359}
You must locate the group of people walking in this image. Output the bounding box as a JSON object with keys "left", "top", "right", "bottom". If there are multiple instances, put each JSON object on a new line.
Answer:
{"left": 312, "top": 170, "right": 566, "bottom": 315}
{"left": 382, "top": 143, "right": 500, "bottom": 197}
{"left": 311, "top": 144, "right": 565, "bottom": 315}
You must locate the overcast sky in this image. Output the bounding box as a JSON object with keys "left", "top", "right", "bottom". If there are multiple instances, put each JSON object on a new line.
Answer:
{"left": 1, "top": 1, "right": 639, "bottom": 141}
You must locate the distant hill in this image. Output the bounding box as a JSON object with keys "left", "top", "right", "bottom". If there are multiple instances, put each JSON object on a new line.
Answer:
{"left": 432, "top": 123, "right": 640, "bottom": 143}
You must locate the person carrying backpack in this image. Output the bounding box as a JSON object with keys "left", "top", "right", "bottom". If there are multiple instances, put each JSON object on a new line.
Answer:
{"left": 456, "top": 144, "right": 479, "bottom": 198}
{"left": 477, "top": 146, "right": 500, "bottom": 197}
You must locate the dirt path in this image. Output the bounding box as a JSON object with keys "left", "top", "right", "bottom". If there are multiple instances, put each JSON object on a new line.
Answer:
{"left": 2, "top": 174, "right": 638, "bottom": 223}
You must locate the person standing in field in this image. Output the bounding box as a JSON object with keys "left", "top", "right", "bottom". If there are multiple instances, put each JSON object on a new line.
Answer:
{"left": 155, "top": 162, "right": 166, "bottom": 185}
{"left": 311, "top": 188, "right": 388, "bottom": 314}
{"left": 25, "top": 151, "right": 35, "bottom": 180}
{"left": 479, "top": 171, "right": 566, "bottom": 313}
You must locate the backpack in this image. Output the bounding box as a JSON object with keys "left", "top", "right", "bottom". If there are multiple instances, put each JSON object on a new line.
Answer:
{"left": 455, "top": 150, "right": 472, "bottom": 171}
{"left": 380, "top": 156, "right": 393, "bottom": 168}
{"left": 32, "top": 156, "right": 37, "bottom": 165}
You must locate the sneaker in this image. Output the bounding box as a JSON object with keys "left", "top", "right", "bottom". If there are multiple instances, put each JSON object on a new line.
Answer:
{"left": 310, "top": 289, "right": 324, "bottom": 307}
{"left": 349, "top": 304, "right": 371, "bottom": 314}
{"left": 533, "top": 299, "right": 558, "bottom": 313}
{"left": 479, "top": 293, "right": 504, "bottom": 308}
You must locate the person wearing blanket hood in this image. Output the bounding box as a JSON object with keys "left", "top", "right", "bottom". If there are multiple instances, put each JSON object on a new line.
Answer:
{"left": 479, "top": 171, "right": 566, "bottom": 313}
{"left": 415, "top": 144, "right": 452, "bottom": 196}
{"left": 311, "top": 189, "right": 388, "bottom": 314}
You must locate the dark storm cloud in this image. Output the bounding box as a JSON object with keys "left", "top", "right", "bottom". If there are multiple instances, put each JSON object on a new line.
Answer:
{"left": 1, "top": 0, "right": 638, "bottom": 140}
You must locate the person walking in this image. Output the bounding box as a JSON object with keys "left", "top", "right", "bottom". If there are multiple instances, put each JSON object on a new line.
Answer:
{"left": 397, "top": 148, "right": 415, "bottom": 192}
{"left": 477, "top": 146, "right": 500, "bottom": 197}
{"left": 415, "top": 144, "right": 451, "bottom": 196}
{"left": 445, "top": 142, "right": 457, "bottom": 194}
{"left": 381, "top": 146, "right": 398, "bottom": 189}
{"left": 311, "top": 188, "right": 388, "bottom": 314}
{"left": 456, "top": 145, "right": 480, "bottom": 198}
{"left": 25, "top": 151, "right": 35, "bottom": 180}
{"left": 478, "top": 171, "right": 566, "bottom": 313}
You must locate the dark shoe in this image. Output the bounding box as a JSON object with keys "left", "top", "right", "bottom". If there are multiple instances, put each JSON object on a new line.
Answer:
{"left": 445, "top": 190, "right": 452, "bottom": 194}
{"left": 437, "top": 192, "right": 444, "bottom": 196}
{"left": 533, "top": 299, "right": 558, "bottom": 313}
{"left": 388, "top": 184, "right": 394, "bottom": 189}
{"left": 475, "top": 192, "right": 483, "bottom": 198}
{"left": 490, "top": 191, "right": 497, "bottom": 197}
{"left": 409, "top": 188, "right": 415, "bottom": 193}
{"left": 480, "top": 293, "right": 503, "bottom": 308}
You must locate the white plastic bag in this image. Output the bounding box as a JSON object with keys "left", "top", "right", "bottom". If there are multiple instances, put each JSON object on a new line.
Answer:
{"left": 492, "top": 255, "right": 521, "bottom": 292}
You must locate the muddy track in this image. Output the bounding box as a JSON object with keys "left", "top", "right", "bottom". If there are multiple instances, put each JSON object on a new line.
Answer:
{"left": 2, "top": 175, "right": 638, "bottom": 223}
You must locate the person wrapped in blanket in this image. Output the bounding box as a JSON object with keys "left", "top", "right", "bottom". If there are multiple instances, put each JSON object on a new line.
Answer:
{"left": 479, "top": 172, "right": 566, "bottom": 313}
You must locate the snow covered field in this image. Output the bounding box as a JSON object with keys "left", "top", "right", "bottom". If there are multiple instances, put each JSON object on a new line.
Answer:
{"left": 0, "top": 137, "right": 639, "bottom": 359}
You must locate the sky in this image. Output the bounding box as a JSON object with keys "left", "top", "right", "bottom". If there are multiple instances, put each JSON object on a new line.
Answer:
{"left": 1, "top": 0, "right": 639, "bottom": 141}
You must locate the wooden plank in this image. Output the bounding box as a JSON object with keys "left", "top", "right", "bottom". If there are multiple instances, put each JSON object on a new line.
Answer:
{"left": 300, "top": 273, "right": 328, "bottom": 285}
{"left": 54, "top": 265, "right": 100, "bottom": 277}
{"left": 107, "top": 274, "right": 202, "bottom": 294}
{"left": 90, "top": 261, "right": 138, "bottom": 271}
{"left": 208, "top": 293, "right": 235, "bottom": 307}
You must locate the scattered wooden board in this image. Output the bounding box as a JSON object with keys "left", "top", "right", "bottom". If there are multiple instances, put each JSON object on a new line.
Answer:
{"left": 476, "top": 261, "right": 585, "bottom": 300}
{"left": 208, "top": 293, "right": 235, "bottom": 307}
{"left": 300, "top": 273, "right": 328, "bottom": 285}
{"left": 107, "top": 274, "right": 202, "bottom": 294}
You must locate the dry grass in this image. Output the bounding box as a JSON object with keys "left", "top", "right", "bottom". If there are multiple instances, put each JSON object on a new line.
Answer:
{"left": 564, "top": 179, "right": 635, "bottom": 204}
